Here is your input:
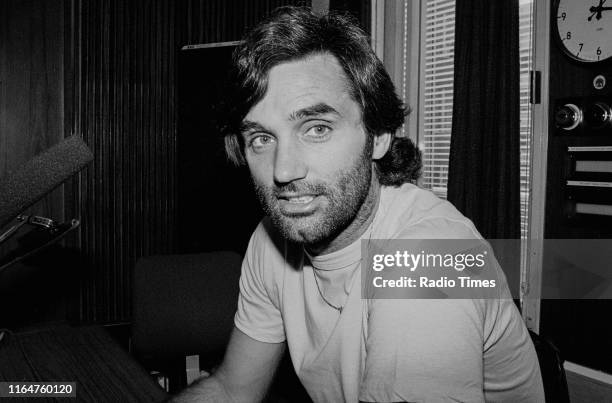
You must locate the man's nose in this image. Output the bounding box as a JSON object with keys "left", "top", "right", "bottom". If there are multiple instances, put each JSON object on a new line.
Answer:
{"left": 273, "top": 140, "right": 307, "bottom": 184}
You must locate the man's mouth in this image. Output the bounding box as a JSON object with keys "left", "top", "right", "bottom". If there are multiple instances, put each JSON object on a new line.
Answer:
{"left": 276, "top": 194, "right": 321, "bottom": 214}
{"left": 282, "top": 195, "right": 315, "bottom": 204}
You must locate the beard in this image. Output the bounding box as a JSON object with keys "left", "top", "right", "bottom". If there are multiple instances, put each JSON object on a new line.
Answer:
{"left": 252, "top": 142, "right": 374, "bottom": 246}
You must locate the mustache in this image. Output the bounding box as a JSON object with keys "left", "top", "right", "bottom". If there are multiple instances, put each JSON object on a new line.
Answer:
{"left": 271, "top": 181, "right": 329, "bottom": 197}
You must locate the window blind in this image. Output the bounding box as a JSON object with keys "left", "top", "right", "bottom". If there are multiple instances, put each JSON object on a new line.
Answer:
{"left": 518, "top": 0, "right": 534, "bottom": 239}
{"left": 421, "top": 0, "right": 455, "bottom": 199}
{"left": 419, "top": 0, "right": 534, "bottom": 237}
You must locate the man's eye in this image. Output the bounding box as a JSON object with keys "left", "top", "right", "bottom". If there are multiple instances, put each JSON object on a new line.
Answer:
{"left": 249, "top": 134, "right": 275, "bottom": 150}
{"left": 305, "top": 125, "right": 331, "bottom": 137}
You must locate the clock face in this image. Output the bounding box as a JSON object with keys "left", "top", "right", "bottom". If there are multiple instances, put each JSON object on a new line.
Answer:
{"left": 556, "top": 0, "right": 612, "bottom": 63}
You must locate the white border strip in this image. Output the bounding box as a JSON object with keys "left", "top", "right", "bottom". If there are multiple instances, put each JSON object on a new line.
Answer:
{"left": 567, "top": 180, "right": 612, "bottom": 188}
{"left": 576, "top": 203, "right": 612, "bottom": 216}
{"left": 565, "top": 361, "right": 612, "bottom": 385}
{"left": 568, "top": 146, "right": 612, "bottom": 152}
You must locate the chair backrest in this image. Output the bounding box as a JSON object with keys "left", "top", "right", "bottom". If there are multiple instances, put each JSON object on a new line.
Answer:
{"left": 529, "top": 330, "right": 570, "bottom": 403}
{"left": 132, "top": 251, "right": 242, "bottom": 365}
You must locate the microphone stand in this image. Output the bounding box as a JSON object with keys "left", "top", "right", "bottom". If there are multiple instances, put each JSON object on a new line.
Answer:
{"left": 0, "top": 216, "right": 80, "bottom": 274}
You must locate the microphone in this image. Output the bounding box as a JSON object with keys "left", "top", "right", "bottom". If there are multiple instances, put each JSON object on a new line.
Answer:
{"left": 0, "top": 136, "right": 93, "bottom": 229}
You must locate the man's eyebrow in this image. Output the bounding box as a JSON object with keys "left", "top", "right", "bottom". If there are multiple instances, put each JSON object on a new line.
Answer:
{"left": 240, "top": 120, "right": 268, "bottom": 135}
{"left": 289, "top": 103, "right": 341, "bottom": 121}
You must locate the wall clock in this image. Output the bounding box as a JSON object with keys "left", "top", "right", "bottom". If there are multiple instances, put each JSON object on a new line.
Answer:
{"left": 554, "top": 0, "right": 612, "bottom": 63}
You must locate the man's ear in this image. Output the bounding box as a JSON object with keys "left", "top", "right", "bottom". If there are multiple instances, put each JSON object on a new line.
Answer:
{"left": 372, "top": 132, "right": 392, "bottom": 160}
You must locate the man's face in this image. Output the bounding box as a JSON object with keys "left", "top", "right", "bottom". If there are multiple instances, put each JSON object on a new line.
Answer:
{"left": 241, "top": 53, "right": 374, "bottom": 245}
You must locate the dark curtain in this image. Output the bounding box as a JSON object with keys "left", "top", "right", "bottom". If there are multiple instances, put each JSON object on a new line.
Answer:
{"left": 447, "top": 0, "right": 521, "bottom": 240}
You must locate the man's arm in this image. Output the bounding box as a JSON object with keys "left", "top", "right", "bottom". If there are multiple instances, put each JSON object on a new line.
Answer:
{"left": 169, "top": 326, "right": 286, "bottom": 402}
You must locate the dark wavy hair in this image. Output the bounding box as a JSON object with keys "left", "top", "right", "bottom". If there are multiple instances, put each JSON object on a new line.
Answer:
{"left": 221, "top": 6, "right": 421, "bottom": 186}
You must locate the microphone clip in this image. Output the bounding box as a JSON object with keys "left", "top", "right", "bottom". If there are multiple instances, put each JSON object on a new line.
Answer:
{"left": 0, "top": 215, "right": 66, "bottom": 244}
{"left": 0, "top": 215, "right": 80, "bottom": 273}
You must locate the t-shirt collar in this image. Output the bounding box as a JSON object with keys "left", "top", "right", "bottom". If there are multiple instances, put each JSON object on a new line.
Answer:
{"left": 304, "top": 212, "right": 377, "bottom": 271}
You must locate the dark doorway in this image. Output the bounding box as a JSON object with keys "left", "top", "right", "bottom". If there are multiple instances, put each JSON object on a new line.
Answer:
{"left": 177, "top": 43, "right": 262, "bottom": 255}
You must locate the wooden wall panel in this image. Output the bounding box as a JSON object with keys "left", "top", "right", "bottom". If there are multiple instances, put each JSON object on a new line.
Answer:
{"left": 0, "top": 0, "right": 69, "bottom": 327}
{"left": 67, "top": 0, "right": 178, "bottom": 322}
{"left": 177, "top": 0, "right": 311, "bottom": 45}
{"left": 3, "top": 0, "right": 371, "bottom": 324}
{"left": 175, "top": 0, "right": 369, "bottom": 46}
{"left": 0, "top": 0, "right": 65, "bottom": 223}
{"left": 66, "top": 0, "right": 370, "bottom": 323}
{"left": 67, "top": 0, "right": 313, "bottom": 323}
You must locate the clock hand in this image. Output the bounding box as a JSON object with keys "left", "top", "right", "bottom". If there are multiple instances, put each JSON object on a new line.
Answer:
{"left": 589, "top": 6, "right": 612, "bottom": 20}
{"left": 589, "top": 0, "right": 612, "bottom": 20}
{"left": 589, "top": 0, "right": 604, "bottom": 20}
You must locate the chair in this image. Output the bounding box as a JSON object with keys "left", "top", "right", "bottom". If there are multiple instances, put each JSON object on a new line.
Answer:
{"left": 131, "top": 251, "right": 242, "bottom": 393}
{"left": 529, "top": 330, "right": 570, "bottom": 403}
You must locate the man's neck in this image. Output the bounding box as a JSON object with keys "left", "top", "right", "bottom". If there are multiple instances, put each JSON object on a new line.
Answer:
{"left": 307, "top": 175, "right": 381, "bottom": 256}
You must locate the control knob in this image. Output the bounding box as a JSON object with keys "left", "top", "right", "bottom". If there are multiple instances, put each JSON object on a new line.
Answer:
{"left": 583, "top": 102, "right": 612, "bottom": 129}
{"left": 555, "top": 103, "right": 582, "bottom": 131}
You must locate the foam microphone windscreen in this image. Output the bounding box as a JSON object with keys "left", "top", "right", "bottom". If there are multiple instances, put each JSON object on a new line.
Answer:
{"left": 0, "top": 136, "right": 93, "bottom": 228}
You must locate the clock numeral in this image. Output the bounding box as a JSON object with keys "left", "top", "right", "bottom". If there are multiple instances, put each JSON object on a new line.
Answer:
{"left": 559, "top": 12, "right": 566, "bottom": 20}
{"left": 566, "top": 31, "right": 571, "bottom": 40}
{"left": 597, "top": 47, "right": 602, "bottom": 56}
{"left": 578, "top": 43, "right": 583, "bottom": 55}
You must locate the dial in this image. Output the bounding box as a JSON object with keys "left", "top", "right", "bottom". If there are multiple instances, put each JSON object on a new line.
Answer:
{"left": 555, "top": 103, "right": 582, "bottom": 130}
{"left": 584, "top": 102, "right": 612, "bottom": 128}
{"left": 556, "top": 0, "right": 612, "bottom": 63}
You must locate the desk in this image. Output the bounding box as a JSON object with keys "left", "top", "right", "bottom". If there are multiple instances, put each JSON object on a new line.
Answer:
{"left": 0, "top": 325, "right": 167, "bottom": 402}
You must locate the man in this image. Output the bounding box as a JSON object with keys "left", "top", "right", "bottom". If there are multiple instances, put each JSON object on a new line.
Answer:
{"left": 172, "top": 6, "right": 544, "bottom": 402}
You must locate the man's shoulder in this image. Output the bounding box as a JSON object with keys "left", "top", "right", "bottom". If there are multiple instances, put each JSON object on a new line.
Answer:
{"left": 378, "top": 184, "right": 480, "bottom": 239}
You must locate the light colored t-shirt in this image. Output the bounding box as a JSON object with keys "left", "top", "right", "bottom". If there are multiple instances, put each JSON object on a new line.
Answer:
{"left": 234, "top": 183, "right": 544, "bottom": 402}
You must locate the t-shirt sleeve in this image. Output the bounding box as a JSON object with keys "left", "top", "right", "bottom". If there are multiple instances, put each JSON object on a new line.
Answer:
{"left": 360, "top": 215, "right": 543, "bottom": 402}
{"left": 481, "top": 285, "right": 544, "bottom": 402}
{"left": 234, "top": 221, "right": 286, "bottom": 343}
{"left": 360, "top": 299, "right": 487, "bottom": 403}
